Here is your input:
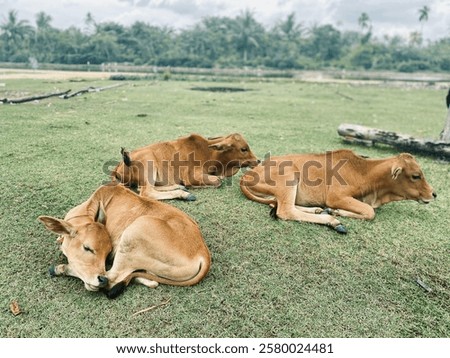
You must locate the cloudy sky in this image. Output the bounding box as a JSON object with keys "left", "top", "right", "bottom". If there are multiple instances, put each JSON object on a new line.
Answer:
{"left": 1, "top": 0, "right": 449, "bottom": 41}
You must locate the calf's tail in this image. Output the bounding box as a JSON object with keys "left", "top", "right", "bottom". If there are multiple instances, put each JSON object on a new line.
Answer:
{"left": 239, "top": 175, "right": 276, "bottom": 205}
{"left": 106, "top": 256, "right": 211, "bottom": 299}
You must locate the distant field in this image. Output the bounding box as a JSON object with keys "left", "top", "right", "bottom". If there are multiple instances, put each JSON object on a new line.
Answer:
{"left": 2, "top": 66, "right": 450, "bottom": 87}
{"left": 0, "top": 68, "right": 111, "bottom": 80}
{"left": 1, "top": 71, "right": 449, "bottom": 338}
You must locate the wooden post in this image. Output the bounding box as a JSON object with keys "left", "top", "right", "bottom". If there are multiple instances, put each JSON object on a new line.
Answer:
{"left": 439, "top": 89, "right": 450, "bottom": 142}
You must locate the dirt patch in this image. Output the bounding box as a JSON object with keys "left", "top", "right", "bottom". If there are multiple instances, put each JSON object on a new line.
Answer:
{"left": 1, "top": 68, "right": 449, "bottom": 90}
{"left": 190, "top": 86, "right": 249, "bottom": 93}
{"left": 0, "top": 69, "right": 111, "bottom": 80}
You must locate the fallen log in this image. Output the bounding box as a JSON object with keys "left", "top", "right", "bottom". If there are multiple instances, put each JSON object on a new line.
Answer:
{"left": 61, "top": 83, "right": 126, "bottom": 99}
{"left": 337, "top": 123, "right": 450, "bottom": 159}
{"left": 1, "top": 89, "right": 71, "bottom": 104}
{"left": 0, "top": 83, "right": 126, "bottom": 104}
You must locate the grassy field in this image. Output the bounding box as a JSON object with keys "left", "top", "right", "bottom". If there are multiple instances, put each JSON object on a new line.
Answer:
{"left": 1, "top": 73, "right": 449, "bottom": 338}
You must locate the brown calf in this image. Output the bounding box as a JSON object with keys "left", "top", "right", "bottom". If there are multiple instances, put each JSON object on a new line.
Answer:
{"left": 240, "top": 149, "right": 436, "bottom": 233}
{"left": 39, "top": 184, "right": 211, "bottom": 298}
{"left": 112, "top": 133, "right": 259, "bottom": 200}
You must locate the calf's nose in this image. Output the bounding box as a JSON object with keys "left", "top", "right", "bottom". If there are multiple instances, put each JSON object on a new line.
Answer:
{"left": 432, "top": 192, "right": 437, "bottom": 198}
{"left": 98, "top": 275, "right": 108, "bottom": 287}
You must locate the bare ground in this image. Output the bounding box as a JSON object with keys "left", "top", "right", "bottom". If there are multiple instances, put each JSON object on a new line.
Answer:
{"left": 0, "top": 68, "right": 112, "bottom": 80}
{"left": 1, "top": 67, "right": 449, "bottom": 90}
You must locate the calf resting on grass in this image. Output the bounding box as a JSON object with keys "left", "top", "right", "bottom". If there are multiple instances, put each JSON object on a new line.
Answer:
{"left": 111, "top": 133, "right": 259, "bottom": 201}
{"left": 240, "top": 149, "right": 436, "bottom": 234}
{"left": 39, "top": 184, "right": 211, "bottom": 298}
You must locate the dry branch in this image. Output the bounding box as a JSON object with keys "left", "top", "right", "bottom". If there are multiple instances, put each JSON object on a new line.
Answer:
{"left": 61, "top": 83, "right": 126, "bottom": 99}
{"left": 1, "top": 90, "right": 71, "bottom": 104}
{"left": 337, "top": 123, "right": 450, "bottom": 159}
{"left": 1, "top": 83, "right": 126, "bottom": 104}
{"left": 415, "top": 277, "right": 433, "bottom": 293}
{"left": 132, "top": 298, "right": 171, "bottom": 317}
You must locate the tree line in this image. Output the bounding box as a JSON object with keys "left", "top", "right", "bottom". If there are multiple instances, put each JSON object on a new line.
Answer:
{"left": 1, "top": 7, "right": 449, "bottom": 73}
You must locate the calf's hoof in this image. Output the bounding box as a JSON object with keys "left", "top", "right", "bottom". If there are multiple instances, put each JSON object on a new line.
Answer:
{"left": 334, "top": 224, "right": 347, "bottom": 234}
{"left": 269, "top": 206, "right": 278, "bottom": 220}
{"left": 106, "top": 282, "right": 126, "bottom": 299}
{"left": 48, "top": 266, "right": 56, "bottom": 277}
{"left": 185, "top": 193, "right": 197, "bottom": 201}
{"left": 321, "top": 208, "right": 334, "bottom": 215}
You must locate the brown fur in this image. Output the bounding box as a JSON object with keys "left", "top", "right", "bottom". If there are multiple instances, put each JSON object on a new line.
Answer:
{"left": 112, "top": 133, "right": 259, "bottom": 200}
{"left": 240, "top": 149, "right": 435, "bottom": 233}
{"left": 39, "top": 184, "right": 211, "bottom": 296}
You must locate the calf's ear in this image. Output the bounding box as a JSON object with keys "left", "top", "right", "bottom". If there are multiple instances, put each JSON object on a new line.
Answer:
{"left": 208, "top": 142, "right": 232, "bottom": 152}
{"left": 38, "top": 216, "right": 77, "bottom": 237}
{"left": 391, "top": 166, "right": 403, "bottom": 180}
{"left": 121, "top": 147, "right": 132, "bottom": 167}
{"left": 95, "top": 203, "right": 107, "bottom": 225}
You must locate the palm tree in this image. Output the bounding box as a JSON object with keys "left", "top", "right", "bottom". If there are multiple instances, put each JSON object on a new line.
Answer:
{"left": 34, "top": 12, "right": 54, "bottom": 62}
{"left": 233, "top": 10, "right": 262, "bottom": 63}
{"left": 418, "top": 6, "right": 430, "bottom": 23}
{"left": 36, "top": 11, "right": 52, "bottom": 30}
{"left": 0, "top": 10, "right": 34, "bottom": 60}
{"left": 409, "top": 30, "right": 422, "bottom": 47}
{"left": 269, "top": 13, "right": 304, "bottom": 68}
{"left": 358, "top": 12, "right": 370, "bottom": 32}
{"left": 358, "top": 12, "right": 372, "bottom": 44}
{"left": 277, "top": 12, "right": 303, "bottom": 41}
{"left": 84, "top": 12, "right": 96, "bottom": 35}
{"left": 418, "top": 5, "right": 430, "bottom": 38}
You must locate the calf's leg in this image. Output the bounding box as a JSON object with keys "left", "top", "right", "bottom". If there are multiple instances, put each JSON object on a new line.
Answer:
{"left": 275, "top": 186, "right": 347, "bottom": 233}
{"left": 140, "top": 184, "right": 195, "bottom": 201}
{"left": 326, "top": 196, "right": 376, "bottom": 220}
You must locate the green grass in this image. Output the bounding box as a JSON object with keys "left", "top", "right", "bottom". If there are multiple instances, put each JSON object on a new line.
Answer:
{"left": 1, "top": 76, "right": 449, "bottom": 338}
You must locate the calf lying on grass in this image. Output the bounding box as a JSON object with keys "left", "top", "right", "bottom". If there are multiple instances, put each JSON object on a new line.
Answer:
{"left": 240, "top": 149, "right": 436, "bottom": 233}
{"left": 112, "top": 133, "right": 259, "bottom": 201}
{"left": 39, "top": 184, "right": 211, "bottom": 298}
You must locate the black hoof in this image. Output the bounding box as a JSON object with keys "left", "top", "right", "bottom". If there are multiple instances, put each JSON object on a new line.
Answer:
{"left": 321, "top": 208, "right": 334, "bottom": 215}
{"left": 334, "top": 224, "right": 347, "bottom": 234}
{"left": 186, "top": 193, "right": 196, "bottom": 201}
{"left": 48, "top": 266, "right": 56, "bottom": 277}
{"left": 269, "top": 206, "right": 278, "bottom": 219}
{"left": 106, "top": 282, "right": 126, "bottom": 299}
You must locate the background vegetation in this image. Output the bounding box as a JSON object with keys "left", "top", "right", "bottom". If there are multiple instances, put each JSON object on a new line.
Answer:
{"left": 1, "top": 6, "right": 450, "bottom": 72}
{"left": 1, "top": 75, "right": 449, "bottom": 337}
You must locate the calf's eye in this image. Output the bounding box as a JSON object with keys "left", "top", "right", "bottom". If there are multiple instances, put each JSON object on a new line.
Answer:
{"left": 83, "top": 245, "right": 94, "bottom": 253}
{"left": 412, "top": 174, "right": 421, "bottom": 180}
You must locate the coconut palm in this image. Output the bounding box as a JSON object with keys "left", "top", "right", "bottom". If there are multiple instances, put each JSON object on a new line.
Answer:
{"left": 358, "top": 12, "right": 372, "bottom": 44}
{"left": 277, "top": 12, "right": 303, "bottom": 41}
{"left": 0, "top": 10, "right": 34, "bottom": 61}
{"left": 34, "top": 12, "right": 54, "bottom": 62}
{"left": 418, "top": 5, "right": 430, "bottom": 37}
{"left": 358, "top": 12, "right": 370, "bottom": 32}
{"left": 233, "top": 10, "right": 264, "bottom": 62}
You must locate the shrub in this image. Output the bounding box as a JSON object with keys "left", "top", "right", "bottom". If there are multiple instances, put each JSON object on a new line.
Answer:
{"left": 397, "top": 61, "right": 430, "bottom": 72}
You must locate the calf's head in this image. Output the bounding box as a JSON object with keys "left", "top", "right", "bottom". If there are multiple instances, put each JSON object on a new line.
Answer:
{"left": 208, "top": 133, "right": 259, "bottom": 173}
{"left": 111, "top": 147, "right": 141, "bottom": 188}
{"left": 390, "top": 153, "right": 436, "bottom": 203}
{"left": 39, "top": 205, "right": 112, "bottom": 291}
